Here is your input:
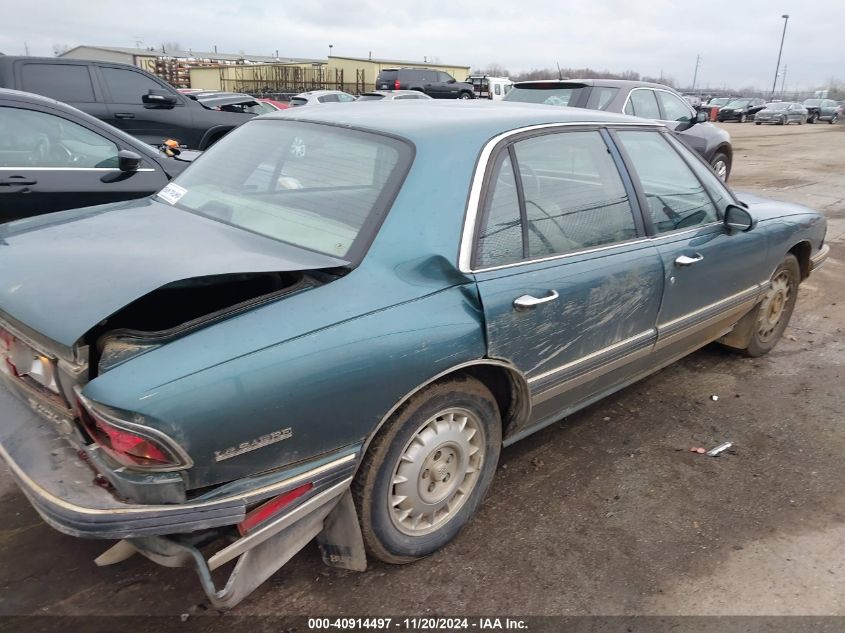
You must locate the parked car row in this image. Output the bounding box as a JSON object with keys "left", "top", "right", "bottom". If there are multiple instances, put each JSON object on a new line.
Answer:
{"left": 0, "top": 99, "right": 829, "bottom": 609}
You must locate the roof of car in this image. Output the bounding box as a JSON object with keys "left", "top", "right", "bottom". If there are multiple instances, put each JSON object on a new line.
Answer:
{"left": 513, "top": 78, "right": 677, "bottom": 91}
{"left": 293, "top": 90, "right": 351, "bottom": 97}
{"left": 261, "top": 100, "right": 656, "bottom": 141}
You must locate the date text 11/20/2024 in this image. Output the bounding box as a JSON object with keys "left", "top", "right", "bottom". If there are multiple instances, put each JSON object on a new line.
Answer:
{"left": 307, "top": 618, "right": 529, "bottom": 630}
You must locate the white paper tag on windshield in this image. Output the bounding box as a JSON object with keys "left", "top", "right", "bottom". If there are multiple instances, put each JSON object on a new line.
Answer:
{"left": 157, "top": 183, "right": 187, "bottom": 205}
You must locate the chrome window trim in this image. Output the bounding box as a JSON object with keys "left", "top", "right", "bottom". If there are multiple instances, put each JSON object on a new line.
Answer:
{"left": 459, "top": 120, "right": 664, "bottom": 274}
{"left": 471, "top": 222, "right": 724, "bottom": 275}
{"left": 0, "top": 167, "right": 156, "bottom": 172}
{"left": 527, "top": 329, "right": 654, "bottom": 384}
{"left": 622, "top": 87, "right": 696, "bottom": 122}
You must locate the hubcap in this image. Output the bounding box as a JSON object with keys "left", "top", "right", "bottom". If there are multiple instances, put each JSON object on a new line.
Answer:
{"left": 757, "top": 271, "right": 792, "bottom": 342}
{"left": 714, "top": 160, "right": 728, "bottom": 181}
{"left": 389, "top": 408, "right": 484, "bottom": 536}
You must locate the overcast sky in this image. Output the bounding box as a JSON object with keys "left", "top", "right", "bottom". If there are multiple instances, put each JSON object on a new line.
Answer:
{"left": 3, "top": 0, "right": 842, "bottom": 91}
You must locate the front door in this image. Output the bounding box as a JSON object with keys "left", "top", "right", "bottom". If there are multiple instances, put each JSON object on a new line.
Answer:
{"left": 612, "top": 128, "right": 768, "bottom": 359}
{"left": 96, "top": 65, "right": 196, "bottom": 147}
{"left": 0, "top": 104, "right": 168, "bottom": 222}
{"left": 471, "top": 128, "right": 665, "bottom": 426}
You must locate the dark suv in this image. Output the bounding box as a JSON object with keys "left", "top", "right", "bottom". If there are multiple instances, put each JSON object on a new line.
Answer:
{"left": 375, "top": 68, "right": 475, "bottom": 99}
{"left": 503, "top": 79, "right": 733, "bottom": 181}
{"left": 716, "top": 98, "right": 766, "bottom": 122}
{"left": 0, "top": 57, "right": 253, "bottom": 149}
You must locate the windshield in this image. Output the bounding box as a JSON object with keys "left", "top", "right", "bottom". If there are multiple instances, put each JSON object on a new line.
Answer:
{"left": 158, "top": 120, "right": 412, "bottom": 262}
{"left": 709, "top": 98, "right": 729, "bottom": 106}
{"left": 766, "top": 102, "right": 789, "bottom": 111}
{"left": 803, "top": 99, "right": 821, "bottom": 106}
{"left": 504, "top": 84, "right": 580, "bottom": 107}
{"left": 725, "top": 99, "right": 750, "bottom": 108}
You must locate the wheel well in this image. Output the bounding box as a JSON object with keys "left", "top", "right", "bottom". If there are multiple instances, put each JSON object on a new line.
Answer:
{"left": 714, "top": 143, "right": 732, "bottom": 162}
{"left": 201, "top": 128, "right": 231, "bottom": 149}
{"left": 458, "top": 363, "right": 529, "bottom": 437}
{"left": 789, "top": 241, "right": 812, "bottom": 280}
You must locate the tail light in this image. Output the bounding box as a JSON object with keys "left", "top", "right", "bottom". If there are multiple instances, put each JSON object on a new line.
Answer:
{"left": 237, "top": 483, "right": 313, "bottom": 536}
{"left": 394, "top": 79, "right": 401, "bottom": 90}
{"left": 76, "top": 391, "right": 191, "bottom": 471}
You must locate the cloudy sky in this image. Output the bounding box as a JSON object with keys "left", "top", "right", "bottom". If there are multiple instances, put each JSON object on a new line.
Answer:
{"left": 3, "top": 0, "right": 842, "bottom": 91}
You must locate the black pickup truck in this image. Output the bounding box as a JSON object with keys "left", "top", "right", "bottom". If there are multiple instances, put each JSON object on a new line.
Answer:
{"left": 0, "top": 56, "right": 253, "bottom": 149}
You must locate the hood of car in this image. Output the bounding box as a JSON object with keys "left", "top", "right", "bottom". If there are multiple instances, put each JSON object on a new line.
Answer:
{"left": 734, "top": 191, "right": 820, "bottom": 221}
{"left": 0, "top": 198, "right": 347, "bottom": 348}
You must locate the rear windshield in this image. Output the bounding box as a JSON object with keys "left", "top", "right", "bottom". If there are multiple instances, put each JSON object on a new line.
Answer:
{"left": 289, "top": 97, "right": 308, "bottom": 107}
{"left": 357, "top": 94, "right": 385, "bottom": 101}
{"left": 378, "top": 70, "right": 398, "bottom": 81}
{"left": 159, "top": 120, "right": 412, "bottom": 263}
{"left": 505, "top": 84, "right": 582, "bottom": 107}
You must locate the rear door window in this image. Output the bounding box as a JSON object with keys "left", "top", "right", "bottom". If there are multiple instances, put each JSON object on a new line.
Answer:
{"left": 100, "top": 67, "right": 169, "bottom": 104}
{"left": 585, "top": 87, "right": 619, "bottom": 110}
{"left": 625, "top": 89, "right": 660, "bottom": 119}
{"left": 20, "top": 63, "right": 96, "bottom": 103}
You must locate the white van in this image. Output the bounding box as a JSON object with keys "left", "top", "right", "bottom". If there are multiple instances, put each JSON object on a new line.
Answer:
{"left": 466, "top": 75, "right": 514, "bottom": 100}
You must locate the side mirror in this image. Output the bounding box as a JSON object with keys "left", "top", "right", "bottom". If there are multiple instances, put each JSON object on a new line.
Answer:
{"left": 448, "top": 78, "right": 456, "bottom": 84}
{"left": 724, "top": 204, "right": 754, "bottom": 233}
{"left": 143, "top": 89, "right": 178, "bottom": 107}
{"left": 117, "top": 149, "right": 142, "bottom": 172}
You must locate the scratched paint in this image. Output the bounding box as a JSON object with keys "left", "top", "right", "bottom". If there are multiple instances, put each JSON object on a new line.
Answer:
{"left": 476, "top": 246, "right": 665, "bottom": 379}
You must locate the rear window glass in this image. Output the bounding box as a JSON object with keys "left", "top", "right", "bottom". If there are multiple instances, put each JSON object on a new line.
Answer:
{"left": 162, "top": 120, "right": 412, "bottom": 263}
{"left": 504, "top": 84, "right": 584, "bottom": 107}
{"left": 378, "top": 70, "right": 399, "bottom": 81}
{"left": 290, "top": 97, "right": 308, "bottom": 106}
{"left": 21, "top": 64, "right": 96, "bottom": 103}
{"left": 357, "top": 94, "right": 385, "bottom": 101}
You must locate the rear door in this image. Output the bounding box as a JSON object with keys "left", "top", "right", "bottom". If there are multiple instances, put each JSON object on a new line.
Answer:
{"left": 16, "top": 61, "right": 109, "bottom": 121}
{"left": 96, "top": 65, "right": 196, "bottom": 147}
{"left": 612, "top": 128, "right": 767, "bottom": 359}
{"left": 471, "top": 126, "right": 664, "bottom": 424}
{"left": 0, "top": 102, "right": 169, "bottom": 222}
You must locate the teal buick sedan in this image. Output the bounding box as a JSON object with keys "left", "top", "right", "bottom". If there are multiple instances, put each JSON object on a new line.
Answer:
{"left": 0, "top": 101, "right": 829, "bottom": 607}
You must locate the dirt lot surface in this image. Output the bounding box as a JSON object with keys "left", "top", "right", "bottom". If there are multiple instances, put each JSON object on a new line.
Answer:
{"left": 1, "top": 121, "right": 843, "bottom": 623}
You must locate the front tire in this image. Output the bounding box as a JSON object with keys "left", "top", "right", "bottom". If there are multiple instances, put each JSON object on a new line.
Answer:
{"left": 710, "top": 151, "right": 731, "bottom": 181}
{"left": 808, "top": 112, "right": 818, "bottom": 123}
{"left": 830, "top": 115, "right": 838, "bottom": 124}
{"left": 739, "top": 113, "right": 747, "bottom": 123}
{"left": 743, "top": 254, "right": 800, "bottom": 357}
{"left": 353, "top": 376, "right": 502, "bottom": 564}
{"left": 458, "top": 91, "right": 473, "bottom": 100}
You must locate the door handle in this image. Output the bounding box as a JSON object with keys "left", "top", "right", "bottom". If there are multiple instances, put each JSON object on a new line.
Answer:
{"left": 674, "top": 253, "right": 704, "bottom": 266}
{"left": 513, "top": 290, "right": 559, "bottom": 310}
{"left": 0, "top": 177, "right": 37, "bottom": 187}
{"left": 114, "top": 113, "right": 135, "bottom": 119}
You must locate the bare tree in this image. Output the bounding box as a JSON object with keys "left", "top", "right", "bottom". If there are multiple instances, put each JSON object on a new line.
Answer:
{"left": 52, "top": 43, "right": 70, "bottom": 56}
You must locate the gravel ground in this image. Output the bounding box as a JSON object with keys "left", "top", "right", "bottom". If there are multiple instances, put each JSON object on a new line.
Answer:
{"left": 1, "top": 120, "right": 843, "bottom": 622}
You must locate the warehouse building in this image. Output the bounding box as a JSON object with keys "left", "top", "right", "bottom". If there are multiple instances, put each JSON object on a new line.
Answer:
{"left": 189, "top": 54, "right": 471, "bottom": 95}
{"left": 59, "top": 45, "right": 322, "bottom": 88}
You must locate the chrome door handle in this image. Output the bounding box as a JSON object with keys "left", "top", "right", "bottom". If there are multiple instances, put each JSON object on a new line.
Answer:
{"left": 513, "top": 290, "right": 559, "bottom": 310}
{"left": 674, "top": 253, "right": 704, "bottom": 266}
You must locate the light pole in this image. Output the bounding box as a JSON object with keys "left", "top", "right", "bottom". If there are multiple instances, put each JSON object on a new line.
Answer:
{"left": 328, "top": 44, "right": 333, "bottom": 58}
{"left": 692, "top": 54, "right": 701, "bottom": 92}
{"left": 770, "top": 14, "right": 789, "bottom": 99}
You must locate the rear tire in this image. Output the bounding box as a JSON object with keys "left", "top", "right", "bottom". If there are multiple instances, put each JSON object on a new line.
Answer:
{"left": 743, "top": 255, "right": 800, "bottom": 357}
{"left": 353, "top": 376, "right": 502, "bottom": 564}
{"left": 808, "top": 112, "right": 818, "bottom": 123}
{"left": 755, "top": 121, "right": 762, "bottom": 125}
{"left": 739, "top": 113, "right": 747, "bottom": 123}
{"left": 830, "top": 115, "right": 838, "bottom": 124}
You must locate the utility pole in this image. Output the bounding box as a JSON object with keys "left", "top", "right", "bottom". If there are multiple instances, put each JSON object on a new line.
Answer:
{"left": 24, "top": 41, "right": 29, "bottom": 56}
{"left": 692, "top": 54, "right": 701, "bottom": 92}
{"left": 771, "top": 14, "right": 789, "bottom": 99}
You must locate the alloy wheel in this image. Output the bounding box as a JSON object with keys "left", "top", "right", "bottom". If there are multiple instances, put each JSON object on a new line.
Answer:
{"left": 757, "top": 271, "right": 792, "bottom": 343}
{"left": 389, "top": 408, "right": 485, "bottom": 536}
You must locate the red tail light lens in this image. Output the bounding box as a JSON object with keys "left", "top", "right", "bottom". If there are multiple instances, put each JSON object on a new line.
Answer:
{"left": 394, "top": 79, "right": 401, "bottom": 90}
{"left": 238, "top": 483, "right": 313, "bottom": 536}
{"left": 76, "top": 394, "right": 189, "bottom": 470}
